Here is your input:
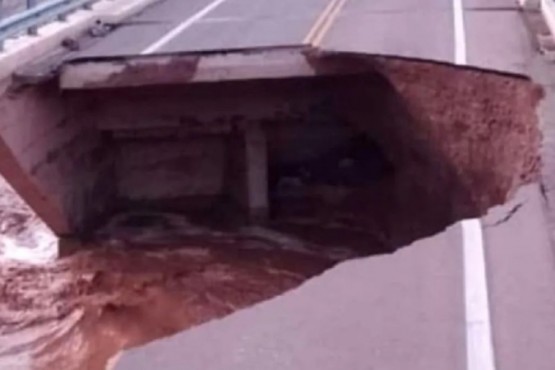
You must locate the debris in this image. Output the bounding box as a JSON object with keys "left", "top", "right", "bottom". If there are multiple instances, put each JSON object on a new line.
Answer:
{"left": 61, "top": 37, "right": 80, "bottom": 51}
{"left": 88, "top": 20, "right": 114, "bottom": 38}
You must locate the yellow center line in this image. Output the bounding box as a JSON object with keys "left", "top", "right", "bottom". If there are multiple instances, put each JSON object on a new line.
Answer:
{"left": 303, "top": 0, "right": 343, "bottom": 45}
{"left": 311, "top": 0, "right": 348, "bottom": 46}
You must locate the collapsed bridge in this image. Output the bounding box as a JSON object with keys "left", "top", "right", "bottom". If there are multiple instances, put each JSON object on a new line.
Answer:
{"left": 0, "top": 45, "right": 541, "bottom": 251}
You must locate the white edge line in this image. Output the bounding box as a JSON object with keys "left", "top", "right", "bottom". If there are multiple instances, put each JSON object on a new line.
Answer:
{"left": 141, "top": 0, "right": 229, "bottom": 55}
{"left": 462, "top": 219, "right": 496, "bottom": 370}
{"left": 453, "top": 0, "right": 467, "bottom": 65}
{"left": 454, "top": 0, "right": 496, "bottom": 369}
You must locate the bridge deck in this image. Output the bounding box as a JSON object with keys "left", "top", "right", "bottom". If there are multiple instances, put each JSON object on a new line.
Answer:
{"left": 69, "top": 0, "right": 534, "bottom": 76}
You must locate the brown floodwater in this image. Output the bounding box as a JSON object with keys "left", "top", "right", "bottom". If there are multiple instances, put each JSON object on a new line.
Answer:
{"left": 0, "top": 143, "right": 397, "bottom": 370}
{"left": 0, "top": 176, "right": 341, "bottom": 370}
{"left": 0, "top": 216, "right": 344, "bottom": 370}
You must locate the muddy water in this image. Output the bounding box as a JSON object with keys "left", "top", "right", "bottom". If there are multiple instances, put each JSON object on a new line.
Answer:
{"left": 0, "top": 224, "right": 343, "bottom": 370}
{"left": 0, "top": 177, "right": 339, "bottom": 370}
{"left": 0, "top": 143, "right": 393, "bottom": 370}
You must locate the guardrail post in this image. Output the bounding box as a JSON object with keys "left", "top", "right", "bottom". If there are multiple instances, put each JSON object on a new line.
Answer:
{"left": 26, "top": 0, "right": 38, "bottom": 35}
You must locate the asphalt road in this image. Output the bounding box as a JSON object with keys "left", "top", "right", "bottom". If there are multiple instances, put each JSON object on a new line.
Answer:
{"left": 67, "top": 0, "right": 555, "bottom": 369}
{"left": 76, "top": 0, "right": 332, "bottom": 57}
{"left": 75, "top": 0, "right": 534, "bottom": 75}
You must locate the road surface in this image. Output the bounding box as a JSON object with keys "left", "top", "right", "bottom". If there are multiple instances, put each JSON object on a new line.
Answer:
{"left": 61, "top": 0, "right": 555, "bottom": 369}
{"left": 75, "top": 0, "right": 534, "bottom": 74}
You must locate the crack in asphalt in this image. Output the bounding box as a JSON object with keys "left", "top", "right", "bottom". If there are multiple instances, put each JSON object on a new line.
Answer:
{"left": 484, "top": 202, "right": 525, "bottom": 228}
{"left": 541, "top": 182, "right": 550, "bottom": 204}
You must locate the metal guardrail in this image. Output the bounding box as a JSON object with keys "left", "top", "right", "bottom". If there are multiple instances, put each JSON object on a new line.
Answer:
{"left": 0, "top": 0, "right": 98, "bottom": 50}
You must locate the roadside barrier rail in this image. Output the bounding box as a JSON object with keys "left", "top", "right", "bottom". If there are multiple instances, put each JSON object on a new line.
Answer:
{"left": 0, "top": 0, "right": 99, "bottom": 50}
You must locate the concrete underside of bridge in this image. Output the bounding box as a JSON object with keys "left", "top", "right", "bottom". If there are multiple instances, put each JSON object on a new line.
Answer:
{"left": 0, "top": 47, "right": 542, "bottom": 249}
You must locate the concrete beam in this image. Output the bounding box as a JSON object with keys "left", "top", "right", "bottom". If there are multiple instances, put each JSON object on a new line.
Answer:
{"left": 60, "top": 46, "right": 313, "bottom": 89}
{"left": 59, "top": 47, "right": 376, "bottom": 90}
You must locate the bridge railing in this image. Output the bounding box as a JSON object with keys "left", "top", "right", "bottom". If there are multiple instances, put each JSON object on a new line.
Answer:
{"left": 0, "top": 0, "right": 100, "bottom": 50}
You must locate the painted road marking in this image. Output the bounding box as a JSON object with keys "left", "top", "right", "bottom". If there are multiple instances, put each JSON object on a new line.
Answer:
{"left": 303, "top": 0, "right": 347, "bottom": 46}
{"left": 454, "top": 1, "right": 496, "bottom": 368}
{"left": 303, "top": 0, "right": 339, "bottom": 44}
{"left": 312, "top": 0, "right": 347, "bottom": 46}
{"left": 462, "top": 219, "right": 496, "bottom": 370}
{"left": 141, "top": 0, "right": 230, "bottom": 54}
{"left": 453, "top": 0, "right": 467, "bottom": 65}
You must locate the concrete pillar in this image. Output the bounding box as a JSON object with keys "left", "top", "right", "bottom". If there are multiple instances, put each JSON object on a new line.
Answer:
{"left": 244, "top": 123, "right": 269, "bottom": 222}
{"left": 228, "top": 124, "right": 269, "bottom": 224}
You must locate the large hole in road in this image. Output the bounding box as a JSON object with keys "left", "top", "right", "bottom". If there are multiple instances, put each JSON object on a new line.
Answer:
{"left": 264, "top": 60, "right": 542, "bottom": 256}
{"left": 0, "top": 58, "right": 542, "bottom": 370}
{"left": 88, "top": 57, "right": 541, "bottom": 257}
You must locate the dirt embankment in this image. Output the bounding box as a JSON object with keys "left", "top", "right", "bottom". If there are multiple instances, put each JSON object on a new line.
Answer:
{"left": 384, "top": 60, "right": 542, "bottom": 242}
{"left": 269, "top": 59, "right": 541, "bottom": 252}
